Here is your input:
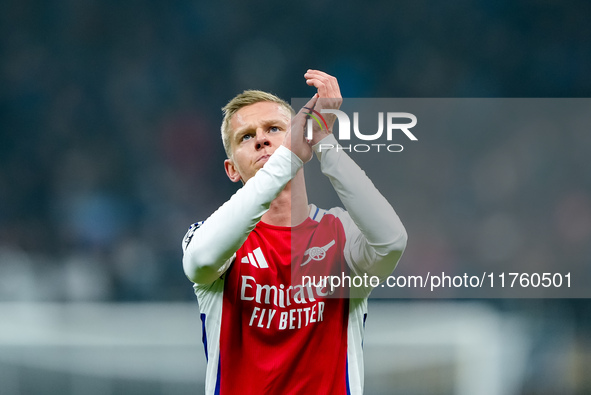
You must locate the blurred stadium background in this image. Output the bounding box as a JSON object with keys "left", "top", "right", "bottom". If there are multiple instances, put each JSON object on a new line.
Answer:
{"left": 1, "top": 0, "right": 591, "bottom": 394}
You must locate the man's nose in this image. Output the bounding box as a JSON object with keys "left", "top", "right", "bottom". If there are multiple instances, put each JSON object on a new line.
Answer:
{"left": 254, "top": 129, "right": 271, "bottom": 149}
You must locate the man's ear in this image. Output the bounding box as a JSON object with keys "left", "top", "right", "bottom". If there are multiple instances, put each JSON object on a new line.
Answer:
{"left": 224, "top": 159, "right": 242, "bottom": 183}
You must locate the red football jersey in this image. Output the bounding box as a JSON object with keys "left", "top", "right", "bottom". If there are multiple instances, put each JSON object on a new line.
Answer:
{"left": 191, "top": 206, "right": 368, "bottom": 395}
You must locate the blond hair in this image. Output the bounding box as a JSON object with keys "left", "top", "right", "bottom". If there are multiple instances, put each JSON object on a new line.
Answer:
{"left": 221, "top": 90, "right": 294, "bottom": 158}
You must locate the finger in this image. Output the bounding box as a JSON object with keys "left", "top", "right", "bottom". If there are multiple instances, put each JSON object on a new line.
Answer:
{"left": 305, "top": 78, "right": 329, "bottom": 96}
{"left": 291, "top": 95, "right": 318, "bottom": 131}
{"left": 305, "top": 69, "right": 332, "bottom": 78}
{"left": 297, "top": 94, "right": 319, "bottom": 115}
{"left": 305, "top": 74, "right": 340, "bottom": 98}
{"left": 305, "top": 70, "right": 336, "bottom": 88}
{"left": 290, "top": 95, "right": 319, "bottom": 147}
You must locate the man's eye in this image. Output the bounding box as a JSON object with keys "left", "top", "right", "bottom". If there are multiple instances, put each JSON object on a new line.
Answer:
{"left": 270, "top": 126, "right": 280, "bottom": 132}
{"left": 241, "top": 134, "right": 253, "bottom": 141}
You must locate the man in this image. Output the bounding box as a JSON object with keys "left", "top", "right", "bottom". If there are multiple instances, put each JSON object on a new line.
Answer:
{"left": 182, "top": 70, "right": 407, "bottom": 394}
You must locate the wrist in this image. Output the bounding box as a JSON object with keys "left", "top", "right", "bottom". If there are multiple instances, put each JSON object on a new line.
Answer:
{"left": 309, "top": 131, "right": 332, "bottom": 146}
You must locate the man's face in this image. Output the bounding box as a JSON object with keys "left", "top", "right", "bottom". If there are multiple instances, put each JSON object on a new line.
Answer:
{"left": 224, "top": 101, "right": 291, "bottom": 184}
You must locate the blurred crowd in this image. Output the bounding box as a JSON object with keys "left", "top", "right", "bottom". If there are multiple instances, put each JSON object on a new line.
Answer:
{"left": 1, "top": 0, "right": 590, "bottom": 303}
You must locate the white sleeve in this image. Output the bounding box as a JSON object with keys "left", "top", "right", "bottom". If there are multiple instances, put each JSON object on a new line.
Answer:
{"left": 182, "top": 146, "right": 303, "bottom": 285}
{"left": 313, "top": 134, "right": 407, "bottom": 281}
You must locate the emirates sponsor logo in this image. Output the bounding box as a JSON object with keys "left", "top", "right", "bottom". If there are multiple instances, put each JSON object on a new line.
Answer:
{"left": 240, "top": 275, "right": 330, "bottom": 331}
{"left": 240, "top": 275, "right": 333, "bottom": 308}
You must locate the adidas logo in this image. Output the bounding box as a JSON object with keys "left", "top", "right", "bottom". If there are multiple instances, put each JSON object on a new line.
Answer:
{"left": 241, "top": 247, "right": 269, "bottom": 269}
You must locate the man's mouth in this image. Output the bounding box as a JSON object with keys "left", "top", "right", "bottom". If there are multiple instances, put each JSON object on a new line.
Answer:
{"left": 256, "top": 154, "right": 271, "bottom": 163}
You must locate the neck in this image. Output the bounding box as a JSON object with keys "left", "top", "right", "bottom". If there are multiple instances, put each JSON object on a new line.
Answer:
{"left": 261, "top": 169, "right": 309, "bottom": 227}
